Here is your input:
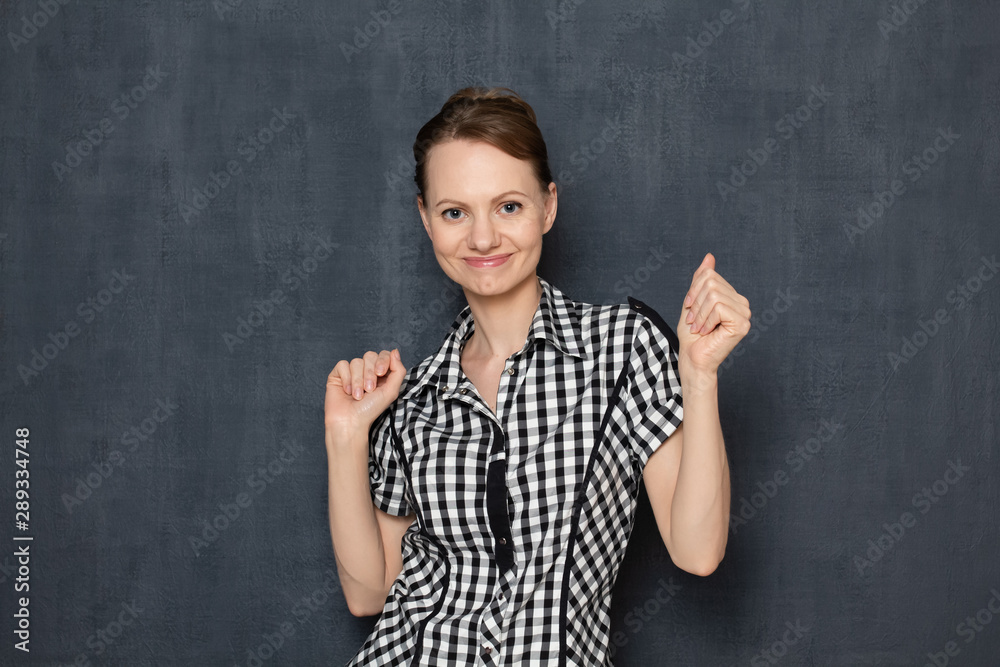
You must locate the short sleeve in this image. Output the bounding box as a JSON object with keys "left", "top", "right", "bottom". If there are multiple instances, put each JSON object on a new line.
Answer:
{"left": 367, "top": 406, "right": 413, "bottom": 517}
{"left": 623, "top": 311, "right": 684, "bottom": 469}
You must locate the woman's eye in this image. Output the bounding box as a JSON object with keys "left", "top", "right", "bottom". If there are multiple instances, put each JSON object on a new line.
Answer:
{"left": 500, "top": 202, "right": 521, "bottom": 214}
{"left": 443, "top": 209, "right": 463, "bottom": 220}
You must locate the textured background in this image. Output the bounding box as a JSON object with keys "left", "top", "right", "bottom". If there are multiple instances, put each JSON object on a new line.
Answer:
{"left": 1, "top": 0, "right": 999, "bottom": 665}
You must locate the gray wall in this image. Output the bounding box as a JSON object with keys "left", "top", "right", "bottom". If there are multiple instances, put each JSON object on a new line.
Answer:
{"left": 2, "top": 1, "right": 998, "bottom": 665}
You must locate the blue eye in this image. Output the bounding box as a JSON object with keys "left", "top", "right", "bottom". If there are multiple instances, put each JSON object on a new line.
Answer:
{"left": 443, "top": 208, "right": 463, "bottom": 220}
{"left": 501, "top": 202, "right": 521, "bottom": 214}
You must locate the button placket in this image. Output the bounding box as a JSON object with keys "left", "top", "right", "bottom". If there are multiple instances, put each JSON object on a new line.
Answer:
{"left": 480, "top": 641, "right": 496, "bottom": 664}
{"left": 495, "top": 572, "right": 509, "bottom": 604}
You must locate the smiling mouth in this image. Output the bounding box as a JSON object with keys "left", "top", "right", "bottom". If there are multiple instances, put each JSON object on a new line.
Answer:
{"left": 464, "top": 254, "right": 511, "bottom": 267}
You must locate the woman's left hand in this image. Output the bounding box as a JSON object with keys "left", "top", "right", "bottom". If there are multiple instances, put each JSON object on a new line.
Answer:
{"left": 676, "top": 252, "right": 751, "bottom": 377}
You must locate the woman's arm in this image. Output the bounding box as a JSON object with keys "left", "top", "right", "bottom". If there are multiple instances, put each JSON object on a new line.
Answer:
{"left": 326, "top": 348, "right": 414, "bottom": 616}
{"left": 644, "top": 372, "right": 731, "bottom": 576}
{"left": 327, "top": 427, "right": 403, "bottom": 616}
{"left": 644, "top": 252, "right": 749, "bottom": 575}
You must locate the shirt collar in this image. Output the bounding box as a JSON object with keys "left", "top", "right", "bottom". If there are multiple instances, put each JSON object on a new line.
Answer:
{"left": 398, "top": 275, "right": 590, "bottom": 403}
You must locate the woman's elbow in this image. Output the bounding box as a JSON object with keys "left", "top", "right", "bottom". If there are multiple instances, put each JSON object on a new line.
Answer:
{"left": 672, "top": 542, "right": 726, "bottom": 577}
{"left": 343, "top": 586, "right": 389, "bottom": 618}
{"left": 678, "top": 556, "right": 722, "bottom": 577}
{"left": 347, "top": 598, "right": 383, "bottom": 618}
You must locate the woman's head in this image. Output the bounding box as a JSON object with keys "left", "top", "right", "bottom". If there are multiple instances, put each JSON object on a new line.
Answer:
{"left": 413, "top": 86, "right": 554, "bottom": 201}
{"left": 414, "top": 87, "right": 557, "bottom": 298}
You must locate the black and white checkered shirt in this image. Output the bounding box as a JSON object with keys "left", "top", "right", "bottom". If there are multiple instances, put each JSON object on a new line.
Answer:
{"left": 349, "top": 275, "right": 683, "bottom": 666}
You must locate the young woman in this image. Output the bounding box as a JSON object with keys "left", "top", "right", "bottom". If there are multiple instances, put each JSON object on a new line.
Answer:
{"left": 325, "top": 87, "right": 750, "bottom": 665}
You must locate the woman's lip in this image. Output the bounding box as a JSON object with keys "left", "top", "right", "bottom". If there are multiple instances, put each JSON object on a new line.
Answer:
{"left": 464, "top": 254, "right": 511, "bottom": 267}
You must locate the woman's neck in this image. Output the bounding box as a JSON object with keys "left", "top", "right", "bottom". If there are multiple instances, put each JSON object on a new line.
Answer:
{"left": 462, "top": 274, "right": 543, "bottom": 363}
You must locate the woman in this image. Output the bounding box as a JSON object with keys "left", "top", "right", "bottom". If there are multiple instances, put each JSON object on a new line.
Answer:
{"left": 325, "top": 87, "right": 750, "bottom": 665}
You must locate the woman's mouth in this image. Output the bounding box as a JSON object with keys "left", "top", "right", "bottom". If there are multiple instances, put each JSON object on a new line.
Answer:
{"left": 464, "top": 254, "right": 511, "bottom": 268}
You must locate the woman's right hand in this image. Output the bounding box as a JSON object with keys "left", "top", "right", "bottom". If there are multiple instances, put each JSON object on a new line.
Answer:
{"left": 325, "top": 348, "right": 407, "bottom": 443}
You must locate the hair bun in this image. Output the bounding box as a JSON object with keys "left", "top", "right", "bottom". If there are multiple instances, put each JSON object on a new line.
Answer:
{"left": 443, "top": 86, "right": 537, "bottom": 124}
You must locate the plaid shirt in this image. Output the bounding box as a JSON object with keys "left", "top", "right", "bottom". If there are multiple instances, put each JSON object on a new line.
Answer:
{"left": 349, "top": 275, "right": 683, "bottom": 666}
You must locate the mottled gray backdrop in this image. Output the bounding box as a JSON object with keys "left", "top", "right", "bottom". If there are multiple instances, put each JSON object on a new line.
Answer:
{"left": 1, "top": 0, "right": 998, "bottom": 665}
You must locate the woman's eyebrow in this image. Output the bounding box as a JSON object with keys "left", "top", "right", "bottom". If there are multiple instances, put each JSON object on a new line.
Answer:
{"left": 434, "top": 190, "right": 529, "bottom": 208}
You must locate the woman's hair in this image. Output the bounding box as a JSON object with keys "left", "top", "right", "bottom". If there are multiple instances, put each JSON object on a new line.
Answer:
{"left": 413, "top": 86, "right": 554, "bottom": 200}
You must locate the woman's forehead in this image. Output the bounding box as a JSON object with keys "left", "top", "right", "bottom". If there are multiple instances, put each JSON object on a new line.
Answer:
{"left": 424, "top": 139, "right": 540, "bottom": 202}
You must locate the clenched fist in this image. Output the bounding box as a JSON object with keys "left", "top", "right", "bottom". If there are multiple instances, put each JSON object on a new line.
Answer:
{"left": 325, "top": 348, "right": 407, "bottom": 443}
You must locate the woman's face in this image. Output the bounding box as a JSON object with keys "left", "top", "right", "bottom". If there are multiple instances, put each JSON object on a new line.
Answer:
{"left": 417, "top": 138, "right": 557, "bottom": 298}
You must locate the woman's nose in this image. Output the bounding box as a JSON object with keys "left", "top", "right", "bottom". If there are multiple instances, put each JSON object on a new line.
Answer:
{"left": 467, "top": 212, "right": 498, "bottom": 248}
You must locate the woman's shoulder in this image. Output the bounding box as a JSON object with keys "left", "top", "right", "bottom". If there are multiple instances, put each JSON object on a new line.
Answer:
{"left": 558, "top": 284, "right": 676, "bottom": 352}
{"left": 623, "top": 295, "right": 680, "bottom": 352}
{"left": 394, "top": 349, "right": 440, "bottom": 405}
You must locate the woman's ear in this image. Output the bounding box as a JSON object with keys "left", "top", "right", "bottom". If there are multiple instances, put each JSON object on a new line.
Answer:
{"left": 543, "top": 181, "right": 557, "bottom": 234}
{"left": 417, "top": 194, "right": 432, "bottom": 240}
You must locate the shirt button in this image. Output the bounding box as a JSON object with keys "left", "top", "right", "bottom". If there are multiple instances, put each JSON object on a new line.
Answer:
{"left": 498, "top": 591, "right": 505, "bottom": 600}
{"left": 499, "top": 537, "right": 507, "bottom": 545}
{"left": 459, "top": 388, "right": 467, "bottom": 394}
{"left": 506, "top": 367, "right": 515, "bottom": 375}
{"left": 483, "top": 644, "right": 493, "bottom": 654}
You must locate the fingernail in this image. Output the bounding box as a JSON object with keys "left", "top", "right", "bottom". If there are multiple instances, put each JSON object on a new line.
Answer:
{"left": 354, "top": 387, "right": 362, "bottom": 399}
{"left": 366, "top": 380, "right": 373, "bottom": 391}
{"left": 686, "top": 311, "right": 693, "bottom": 323}
{"left": 690, "top": 323, "right": 698, "bottom": 333}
